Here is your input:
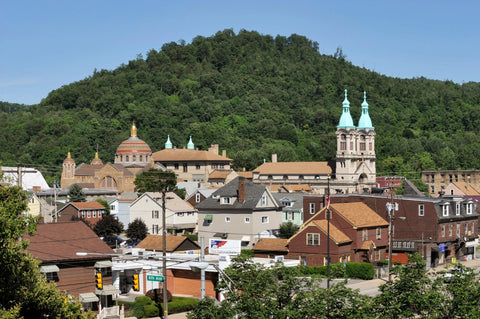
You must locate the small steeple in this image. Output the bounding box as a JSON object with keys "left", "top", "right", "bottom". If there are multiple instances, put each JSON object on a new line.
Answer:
{"left": 67, "top": 152, "right": 72, "bottom": 159}
{"left": 187, "top": 136, "right": 194, "bottom": 150}
{"left": 357, "top": 91, "right": 374, "bottom": 129}
{"left": 337, "top": 89, "right": 355, "bottom": 128}
{"left": 130, "top": 122, "right": 137, "bottom": 138}
{"left": 91, "top": 151, "right": 103, "bottom": 165}
{"left": 165, "top": 135, "right": 173, "bottom": 149}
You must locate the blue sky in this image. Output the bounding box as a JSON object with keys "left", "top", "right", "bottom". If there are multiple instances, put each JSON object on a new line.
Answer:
{"left": 1, "top": 0, "right": 479, "bottom": 105}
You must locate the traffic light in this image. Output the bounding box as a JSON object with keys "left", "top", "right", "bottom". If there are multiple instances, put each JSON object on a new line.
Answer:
{"left": 132, "top": 273, "right": 139, "bottom": 291}
{"left": 95, "top": 272, "right": 103, "bottom": 289}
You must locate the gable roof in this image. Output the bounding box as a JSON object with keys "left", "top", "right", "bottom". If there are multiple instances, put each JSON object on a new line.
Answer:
{"left": 289, "top": 219, "right": 352, "bottom": 245}
{"left": 136, "top": 235, "right": 199, "bottom": 251}
{"left": 253, "top": 162, "right": 332, "bottom": 175}
{"left": 451, "top": 182, "right": 480, "bottom": 196}
{"left": 26, "top": 221, "right": 114, "bottom": 262}
{"left": 146, "top": 192, "right": 196, "bottom": 212}
{"left": 331, "top": 202, "right": 389, "bottom": 228}
{"left": 71, "top": 201, "right": 106, "bottom": 210}
{"left": 196, "top": 177, "right": 275, "bottom": 210}
{"left": 237, "top": 171, "right": 253, "bottom": 179}
{"left": 152, "top": 148, "right": 231, "bottom": 162}
{"left": 253, "top": 238, "right": 289, "bottom": 252}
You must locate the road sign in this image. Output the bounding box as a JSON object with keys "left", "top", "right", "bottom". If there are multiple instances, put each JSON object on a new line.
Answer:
{"left": 452, "top": 257, "right": 456, "bottom": 264}
{"left": 147, "top": 275, "right": 164, "bottom": 282}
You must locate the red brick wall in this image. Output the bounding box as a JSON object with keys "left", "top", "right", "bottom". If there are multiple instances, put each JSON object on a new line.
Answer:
{"left": 56, "top": 265, "right": 111, "bottom": 298}
{"left": 170, "top": 269, "right": 217, "bottom": 298}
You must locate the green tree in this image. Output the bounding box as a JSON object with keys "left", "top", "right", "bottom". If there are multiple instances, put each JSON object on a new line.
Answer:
{"left": 134, "top": 169, "right": 177, "bottom": 194}
{"left": 68, "top": 183, "right": 86, "bottom": 202}
{"left": 93, "top": 215, "right": 124, "bottom": 238}
{"left": 127, "top": 218, "right": 148, "bottom": 240}
{"left": 95, "top": 198, "right": 111, "bottom": 215}
{"left": 0, "top": 184, "right": 92, "bottom": 318}
{"left": 278, "top": 221, "right": 299, "bottom": 239}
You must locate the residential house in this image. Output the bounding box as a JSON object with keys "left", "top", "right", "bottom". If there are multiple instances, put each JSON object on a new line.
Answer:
{"left": 25, "top": 192, "right": 42, "bottom": 218}
{"left": 129, "top": 192, "right": 197, "bottom": 235}
{"left": 305, "top": 194, "right": 480, "bottom": 268}
{"left": 109, "top": 191, "right": 138, "bottom": 228}
{"left": 252, "top": 238, "right": 289, "bottom": 259}
{"left": 56, "top": 201, "right": 106, "bottom": 226}
{"left": 196, "top": 176, "right": 282, "bottom": 248}
{"left": 25, "top": 221, "right": 116, "bottom": 310}
{"left": 288, "top": 202, "right": 389, "bottom": 266}
{"left": 272, "top": 192, "right": 304, "bottom": 226}
{"left": 207, "top": 169, "right": 238, "bottom": 186}
{"left": 186, "top": 188, "right": 216, "bottom": 207}
{"left": 1, "top": 166, "right": 50, "bottom": 191}
{"left": 152, "top": 138, "right": 232, "bottom": 184}
{"left": 444, "top": 181, "right": 480, "bottom": 203}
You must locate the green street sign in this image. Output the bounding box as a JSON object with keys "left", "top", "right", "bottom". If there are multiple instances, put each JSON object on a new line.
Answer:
{"left": 147, "top": 275, "right": 165, "bottom": 282}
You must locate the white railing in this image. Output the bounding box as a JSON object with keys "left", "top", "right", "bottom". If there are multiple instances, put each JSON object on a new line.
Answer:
{"left": 97, "top": 305, "right": 124, "bottom": 319}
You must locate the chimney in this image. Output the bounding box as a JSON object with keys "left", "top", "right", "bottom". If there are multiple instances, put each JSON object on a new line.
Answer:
{"left": 222, "top": 149, "right": 227, "bottom": 157}
{"left": 238, "top": 177, "right": 246, "bottom": 204}
{"left": 272, "top": 154, "right": 277, "bottom": 163}
{"left": 209, "top": 144, "right": 219, "bottom": 154}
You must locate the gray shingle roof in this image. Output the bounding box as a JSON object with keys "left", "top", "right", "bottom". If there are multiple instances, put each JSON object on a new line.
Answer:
{"left": 196, "top": 177, "right": 268, "bottom": 210}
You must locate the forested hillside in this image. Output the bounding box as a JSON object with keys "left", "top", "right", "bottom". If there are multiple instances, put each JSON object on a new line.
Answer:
{"left": 2, "top": 29, "right": 480, "bottom": 183}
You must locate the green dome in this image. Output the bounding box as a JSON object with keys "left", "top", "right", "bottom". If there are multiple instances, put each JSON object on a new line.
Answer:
{"left": 337, "top": 89, "right": 355, "bottom": 128}
{"left": 357, "top": 91, "right": 374, "bottom": 129}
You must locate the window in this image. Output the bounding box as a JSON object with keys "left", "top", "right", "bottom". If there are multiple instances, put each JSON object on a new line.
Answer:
{"left": 431, "top": 175, "right": 435, "bottom": 182}
{"left": 183, "top": 163, "right": 188, "bottom": 172}
{"left": 196, "top": 163, "right": 200, "bottom": 170}
{"left": 262, "top": 216, "right": 269, "bottom": 224}
{"left": 221, "top": 197, "right": 231, "bottom": 204}
{"left": 450, "top": 189, "right": 454, "bottom": 195}
{"left": 126, "top": 155, "right": 129, "bottom": 162}
{"left": 362, "top": 229, "right": 368, "bottom": 241}
{"left": 81, "top": 211, "right": 85, "bottom": 218}
{"left": 442, "top": 204, "right": 449, "bottom": 217}
{"left": 307, "top": 233, "right": 320, "bottom": 246}
{"left": 449, "top": 224, "right": 453, "bottom": 236}
{"left": 286, "top": 212, "right": 294, "bottom": 221}
{"left": 283, "top": 175, "right": 288, "bottom": 180}
{"left": 340, "top": 134, "right": 346, "bottom": 151}
{"left": 376, "top": 227, "right": 381, "bottom": 240}
{"left": 466, "top": 203, "right": 473, "bottom": 215}
{"left": 132, "top": 155, "right": 136, "bottom": 162}
{"left": 456, "top": 203, "right": 461, "bottom": 215}
{"left": 442, "top": 225, "right": 445, "bottom": 237}
{"left": 225, "top": 216, "right": 231, "bottom": 223}
{"left": 110, "top": 205, "right": 115, "bottom": 211}
{"left": 261, "top": 195, "right": 268, "bottom": 206}
{"left": 93, "top": 211, "right": 96, "bottom": 218}
{"left": 177, "top": 212, "right": 184, "bottom": 217}
{"left": 152, "top": 224, "right": 159, "bottom": 234}
{"left": 152, "top": 210, "right": 159, "bottom": 218}
{"left": 244, "top": 217, "right": 250, "bottom": 223}
{"left": 359, "top": 135, "right": 366, "bottom": 151}
{"left": 418, "top": 204, "right": 424, "bottom": 216}
{"left": 309, "top": 202, "right": 316, "bottom": 214}
{"left": 431, "top": 186, "right": 435, "bottom": 194}
{"left": 456, "top": 224, "right": 460, "bottom": 237}
{"left": 174, "top": 163, "right": 179, "bottom": 170}
{"left": 195, "top": 193, "right": 201, "bottom": 203}
{"left": 87, "top": 211, "right": 91, "bottom": 218}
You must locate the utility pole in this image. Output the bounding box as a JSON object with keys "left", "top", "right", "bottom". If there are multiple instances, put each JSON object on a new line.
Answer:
{"left": 387, "top": 185, "right": 395, "bottom": 283}
{"left": 326, "top": 176, "right": 331, "bottom": 289}
{"left": 54, "top": 179, "right": 58, "bottom": 223}
{"left": 162, "top": 189, "right": 168, "bottom": 319}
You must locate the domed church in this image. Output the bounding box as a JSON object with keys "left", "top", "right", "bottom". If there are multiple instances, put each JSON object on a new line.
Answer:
{"left": 60, "top": 123, "right": 152, "bottom": 193}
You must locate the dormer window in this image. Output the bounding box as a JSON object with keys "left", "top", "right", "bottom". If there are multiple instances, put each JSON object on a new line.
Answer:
{"left": 466, "top": 203, "right": 473, "bottom": 215}
{"left": 442, "top": 204, "right": 449, "bottom": 217}
{"left": 456, "top": 203, "right": 461, "bottom": 215}
{"left": 261, "top": 195, "right": 268, "bottom": 206}
{"left": 221, "top": 197, "right": 232, "bottom": 204}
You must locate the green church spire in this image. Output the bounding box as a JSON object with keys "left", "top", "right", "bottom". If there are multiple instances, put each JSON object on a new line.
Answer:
{"left": 165, "top": 135, "right": 172, "bottom": 149}
{"left": 337, "top": 89, "right": 355, "bottom": 128}
{"left": 187, "top": 136, "right": 194, "bottom": 149}
{"left": 357, "top": 91, "right": 374, "bottom": 129}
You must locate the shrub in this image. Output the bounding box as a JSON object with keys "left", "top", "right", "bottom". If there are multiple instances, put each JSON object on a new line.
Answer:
{"left": 169, "top": 296, "right": 199, "bottom": 313}
{"left": 345, "top": 262, "right": 374, "bottom": 280}
{"left": 297, "top": 262, "right": 374, "bottom": 280}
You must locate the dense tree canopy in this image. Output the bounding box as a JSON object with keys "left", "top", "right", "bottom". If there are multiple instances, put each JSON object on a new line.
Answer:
{"left": 0, "top": 184, "right": 92, "bottom": 318}
{"left": 2, "top": 29, "right": 480, "bottom": 183}
{"left": 68, "top": 184, "right": 86, "bottom": 202}
{"left": 127, "top": 218, "right": 148, "bottom": 240}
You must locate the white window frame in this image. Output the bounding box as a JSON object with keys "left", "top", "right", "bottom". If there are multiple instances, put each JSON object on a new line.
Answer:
{"left": 286, "top": 211, "right": 294, "bottom": 221}
{"left": 376, "top": 227, "right": 381, "bottom": 240}
{"left": 456, "top": 203, "right": 461, "bottom": 215}
{"left": 93, "top": 211, "right": 96, "bottom": 218}
{"left": 442, "top": 204, "right": 449, "bottom": 217}
{"left": 221, "top": 197, "right": 231, "bottom": 204}
{"left": 418, "top": 204, "right": 424, "bottom": 216}
{"left": 244, "top": 217, "right": 250, "bottom": 223}
{"left": 363, "top": 229, "right": 368, "bottom": 241}
{"left": 87, "top": 211, "right": 91, "bottom": 218}
{"left": 467, "top": 203, "right": 473, "bottom": 215}
{"left": 195, "top": 193, "right": 201, "bottom": 203}
{"left": 225, "top": 216, "right": 231, "bottom": 223}
{"left": 309, "top": 202, "right": 315, "bottom": 214}
{"left": 261, "top": 216, "right": 269, "bottom": 224}
{"left": 307, "top": 233, "right": 320, "bottom": 246}
{"left": 152, "top": 210, "right": 159, "bottom": 218}
{"left": 152, "top": 224, "right": 159, "bottom": 234}
{"left": 261, "top": 195, "right": 268, "bottom": 206}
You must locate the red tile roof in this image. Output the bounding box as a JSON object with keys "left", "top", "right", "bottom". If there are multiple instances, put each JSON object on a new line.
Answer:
{"left": 71, "top": 201, "right": 106, "bottom": 210}
{"left": 25, "top": 221, "right": 114, "bottom": 262}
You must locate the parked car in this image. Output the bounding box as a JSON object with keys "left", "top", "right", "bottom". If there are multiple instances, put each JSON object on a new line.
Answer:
{"left": 102, "top": 236, "right": 125, "bottom": 248}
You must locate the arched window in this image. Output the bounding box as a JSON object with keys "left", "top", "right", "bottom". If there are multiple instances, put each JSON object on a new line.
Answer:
{"left": 359, "top": 135, "right": 366, "bottom": 151}
{"left": 100, "top": 176, "right": 117, "bottom": 190}
{"left": 340, "top": 134, "right": 347, "bottom": 150}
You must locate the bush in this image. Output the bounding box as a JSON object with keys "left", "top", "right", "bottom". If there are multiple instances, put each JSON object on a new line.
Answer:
{"left": 131, "top": 296, "right": 156, "bottom": 318}
{"left": 169, "top": 296, "right": 199, "bottom": 313}
{"left": 143, "top": 304, "right": 160, "bottom": 318}
{"left": 345, "top": 262, "right": 374, "bottom": 280}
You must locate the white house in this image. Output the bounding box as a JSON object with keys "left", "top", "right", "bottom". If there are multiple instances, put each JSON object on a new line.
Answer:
{"left": 130, "top": 192, "right": 197, "bottom": 235}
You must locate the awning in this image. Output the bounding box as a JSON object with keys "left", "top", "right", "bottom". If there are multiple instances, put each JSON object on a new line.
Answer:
{"left": 79, "top": 292, "right": 99, "bottom": 303}
{"left": 40, "top": 265, "right": 59, "bottom": 273}
{"left": 94, "top": 260, "right": 113, "bottom": 268}
{"left": 204, "top": 214, "right": 213, "bottom": 221}
{"left": 465, "top": 241, "right": 478, "bottom": 247}
{"left": 96, "top": 285, "right": 121, "bottom": 296}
